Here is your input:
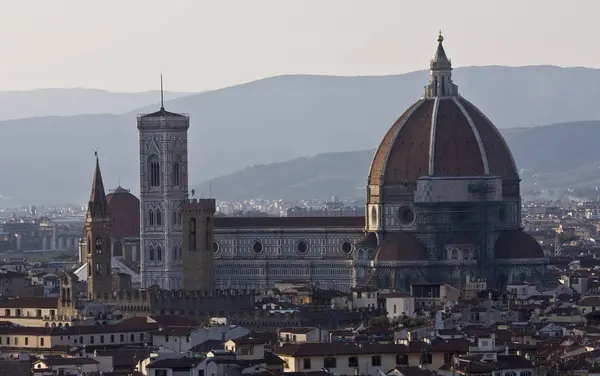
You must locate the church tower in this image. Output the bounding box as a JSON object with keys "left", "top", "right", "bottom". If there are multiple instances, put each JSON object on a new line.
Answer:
{"left": 137, "top": 81, "right": 189, "bottom": 289}
{"left": 85, "top": 155, "right": 112, "bottom": 300}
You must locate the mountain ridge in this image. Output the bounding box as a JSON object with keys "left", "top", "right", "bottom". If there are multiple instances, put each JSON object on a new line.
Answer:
{"left": 1, "top": 65, "right": 600, "bottom": 205}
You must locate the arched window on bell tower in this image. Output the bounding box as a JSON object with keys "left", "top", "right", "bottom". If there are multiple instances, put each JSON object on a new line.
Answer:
{"left": 149, "top": 246, "right": 155, "bottom": 261}
{"left": 95, "top": 237, "right": 102, "bottom": 254}
{"left": 148, "top": 155, "right": 160, "bottom": 187}
{"left": 148, "top": 210, "right": 154, "bottom": 226}
{"left": 156, "top": 246, "right": 162, "bottom": 262}
{"left": 156, "top": 209, "right": 162, "bottom": 226}
{"left": 172, "top": 155, "right": 182, "bottom": 187}
{"left": 189, "top": 218, "right": 197, "bottom": 249}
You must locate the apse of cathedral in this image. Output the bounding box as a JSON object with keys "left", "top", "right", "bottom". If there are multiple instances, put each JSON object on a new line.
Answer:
{"left": 81, "top": 33, "right": 551, "bottom": 296}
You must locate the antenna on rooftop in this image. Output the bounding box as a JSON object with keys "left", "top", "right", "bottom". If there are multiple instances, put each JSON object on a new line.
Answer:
{"left": 160, "top": 74, "right": 164, "bottom": 110}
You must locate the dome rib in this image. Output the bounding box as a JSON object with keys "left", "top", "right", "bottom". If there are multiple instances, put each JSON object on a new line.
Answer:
{"left": 459, "top": 97, "right": 519, "bottom": 178}
{"left": 368, "top": 98, "right": 426, "bottom": 186}
{"left": 453, "top": 97, "right": 489, "bottom": 175}
{"left": 427, "top": 97, "right": 441, "bottom": 175}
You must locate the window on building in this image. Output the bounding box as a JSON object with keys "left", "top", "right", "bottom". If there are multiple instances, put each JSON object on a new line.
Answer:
{"left": 172, "top": 211, "right": 177, "bottom": 227}
{"left": 396, "top": 354, "right": 408, "bottom": 365}
{"left": 149, "top": 246, "right": 155, "bottom": 262}
{"left": 172, "top": 159, "right": 181, "bottom": 187}
{"left": 120, "top": 334, "right": 124, "bottom": 342}
{"left": 173, "top": 245, "right": 178, "bottom": 261}
{"left": 95, "top": 237, "right": 102, "bottom": 254}
{"left": 198, "top": 370, "right": 205, "bottom": 376}
{"left": 130, "top": 334, "right": 135, "bottom": 342}
{"left": 393, "top": 304, "right": 397, "bottom": 314}
{"left": 100, "top": 335, "right": 104, "bottom": 344}
{"left": 6, "top": 337, "right": 9, "bottom": 345}
{"left": 156, "top": 371, "right": 167, "bottom": 376}
{"left": 14, "top": 337, "right": 18, "bottom": 345}
{"left": 149, "top": 210, "right": 154, "bottom": 225}
{"left": 24, "top": 337, "right": 28, "bottom": 346}
{"left": 323, "top": 357, "right": 336, "bottom": 369}
{"left": 40, "top": 337, "right": 44, "bottom": 346}
{"left": 149, "top": 156, "right": 160, "bottom": 187}
{"left": 157, "top": 246, "right": 162, "bottom": 262}
{"left": 79, "top": 336, "right": 83, "bottom": 344}
{"left": 90, "top": 336, "right": 94, "bottom": 344}
{"left": 165, "top": 335, "right": 169, "bottom": 342}
{"left": 110, "top": 335, "right": 114, "bottom": 343}
{"left": 520, "top": 372, "right": 531, "bottom": 376}
{"left": 156, "top": 209, "right": 162, "bottom": 226}
{"left": 140, "top": 333, "right": 144, "bottom": 342}
{"left": 348, "top": 357, "right": 358, "bottom": 367}
{"left": 189, "top": 218, "right": 197, "bottom": 249}
{"left": 303, "top": 358, "right": 311, "bottom": 370}
{"left": 372, "top": 355, "right": 382, "bottom": 367}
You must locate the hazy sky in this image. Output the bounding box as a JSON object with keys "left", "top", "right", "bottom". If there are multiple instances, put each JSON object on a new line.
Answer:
{"left": 1, "top": 0, "right": 595, "bottom": 92}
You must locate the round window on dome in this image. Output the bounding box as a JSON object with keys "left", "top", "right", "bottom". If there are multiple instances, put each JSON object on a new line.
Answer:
{"left": 213, "top": 241, "right": 220, "bottom": 255}
{"left": 297, "top": 240, "right": 308, "bottom": 254}
{"left": 341, "top": 241, "right": 353, "bottom": 254}
{"left": 398, "top": 206, "right": 416, "bottom": 226}
{"left": 252, "top": 241, "right": 264, "bottom": 254}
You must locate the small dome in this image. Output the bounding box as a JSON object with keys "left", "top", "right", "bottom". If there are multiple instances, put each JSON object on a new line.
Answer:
{"left": 374, "top": 232, "right": 429, "bottom": 262}
{"left": 106, "top": 187, "right": 140, "bottom": 239}
{"left": 494, "top": 230, "right": 544, "bottom": 259}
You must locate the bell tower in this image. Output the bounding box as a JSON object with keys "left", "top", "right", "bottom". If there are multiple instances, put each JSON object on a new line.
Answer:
{"left": 85, "top": 154, "right": 112, "bottom": 300}
{"left": 137, "top": 77, "right": 190, "bottom": 290}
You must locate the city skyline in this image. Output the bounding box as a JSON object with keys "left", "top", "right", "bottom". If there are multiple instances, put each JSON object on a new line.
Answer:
{"left": 0, "top": 0, "right": 597, "bottom": 92}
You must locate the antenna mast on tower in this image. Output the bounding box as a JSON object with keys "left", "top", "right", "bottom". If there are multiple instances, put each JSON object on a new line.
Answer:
{"left": 160, "top": 74, "right": 164, "bottom": 110}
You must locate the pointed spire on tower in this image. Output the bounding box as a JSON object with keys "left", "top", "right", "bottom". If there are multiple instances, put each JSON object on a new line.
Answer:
{"left": 88, "top": 151, "right": 109, "bottom": 219}
{"left": 160, "top": 74, "right": 164, "bottom": 111}
{"left": 424, "top": 31, "right": 458, "bottom": 97}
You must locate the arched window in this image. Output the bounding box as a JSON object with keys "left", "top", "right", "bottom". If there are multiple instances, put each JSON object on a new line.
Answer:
{"left": 113, "top": 241, "right": 123, "bottom": 257}
{"left": 172, "top": 156, "right": 182, "bottom": 186}
{"left": 179, "top": 245, "right": 183, "bottom": 260}
{"left": 205, "top": 217, "right": 211, "bottom": 250}
{"left": 172, "top": 211, "right": 177, "bottom": 226}
{"left": 149, "top": 246, "right": 155, "bottom": 261}
{"left": 451, "top": 249, "right": 459, "bottom": 260}
{"left": 156, "top": 209, "right": 162, "bottom": 226}
{"left": 157, "top": 246, "right": 162, "bottom": 262}
{"left": 189, "top": 218, "right": 197, "bottom": 249}
{"left": 172, "top": 245, "right": 178, "bottom": 261}
{"left": 148, "top": 210, "right": 154, "bottom": 226}
{"left": 148, "top": 155, "right": 160, "bottom": 187}
{"left": 95, "top": 237, "right": 102, "bottom": 254}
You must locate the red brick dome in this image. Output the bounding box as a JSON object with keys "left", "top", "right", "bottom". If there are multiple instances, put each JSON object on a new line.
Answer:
{"left": 368, "top": 34, "right": 518, "bottom": 187}
{"left": 106, "top": 186, "right": 140, "bottom": 239}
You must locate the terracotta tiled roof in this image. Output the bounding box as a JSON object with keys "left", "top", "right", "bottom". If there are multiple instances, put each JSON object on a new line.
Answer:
{"left": 374, "top": 232, "right": 429, "bottom": 262}
{"left": 368, "top": 96, "right": 518, "bottom": 187}
{"left": 106, "top": 187, "right": 140, "bottom": 239}
{"left": 0, "top": 297, "right": 57, "bottom": 309}
{"left": 494, "top": 230, "right": 545, "bottom": 259}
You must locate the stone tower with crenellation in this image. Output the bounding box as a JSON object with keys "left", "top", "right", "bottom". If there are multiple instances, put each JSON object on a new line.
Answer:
{"left": 137, "top": 87, "right": 189, "bottom": 290}
{"left": 181, "top": 199, "right": 216, "bottom": 291}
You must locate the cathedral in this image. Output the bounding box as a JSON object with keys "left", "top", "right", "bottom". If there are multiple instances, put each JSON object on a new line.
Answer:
{"left": 82, "top": 33, "right": 551, "bottom": 294}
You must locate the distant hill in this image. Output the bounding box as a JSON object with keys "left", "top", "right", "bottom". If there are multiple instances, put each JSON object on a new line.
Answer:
{"left": 0, "top": 89, "right": 191, "bottom": 120}
{"left": 194, "top": 121, "right": 600, "bottom": 201}
{"left": 2, "top": 66, "right": 600, "bottom": 205}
